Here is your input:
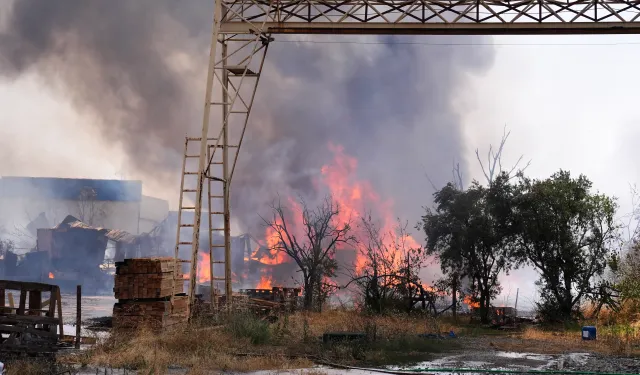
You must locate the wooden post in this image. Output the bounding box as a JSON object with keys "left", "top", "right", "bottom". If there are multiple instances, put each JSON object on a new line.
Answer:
{"left": 76, "top": 285, "right": 81, "bottom": 349}
{"left": 56, "top": 287, "right": 64, "bottom": 338}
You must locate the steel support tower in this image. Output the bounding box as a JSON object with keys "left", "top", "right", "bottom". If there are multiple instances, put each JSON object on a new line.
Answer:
{"left": 183, "top": 0, "right": 640, "bottom": 313}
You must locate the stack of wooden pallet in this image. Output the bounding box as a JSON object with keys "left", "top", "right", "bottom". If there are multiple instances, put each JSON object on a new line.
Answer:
{"left": 112, "top": 258, "right": 188, "bottom": 331}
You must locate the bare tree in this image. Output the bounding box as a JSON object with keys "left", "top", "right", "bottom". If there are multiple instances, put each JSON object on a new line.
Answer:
{"left": 76, "top": 186, "right": 106, "bottom": 226}
{"left": 263, "top": 195, "right": 355, "bottom": 311}
{"left": 348, "top": 215, "right": 428, "bottom": 313}
{"left": 476, "top": 125, "right": 531, "bottom": 186}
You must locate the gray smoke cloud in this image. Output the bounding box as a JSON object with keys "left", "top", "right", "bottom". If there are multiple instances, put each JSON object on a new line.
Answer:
{"left": 0, "top": 1, "right": 495, "bottom": 240}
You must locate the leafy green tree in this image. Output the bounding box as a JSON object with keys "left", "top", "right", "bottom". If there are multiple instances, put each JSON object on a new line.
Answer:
{"left": 421, "top": 173, "right": 519, "bottom": 323}
{"left": 514, "top": 170, "right": 618, "bottom": 321}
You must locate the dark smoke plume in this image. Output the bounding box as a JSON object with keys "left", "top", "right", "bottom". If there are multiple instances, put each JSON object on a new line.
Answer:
{"left": 0, "top": 1, "right": 495, "bottom": 237}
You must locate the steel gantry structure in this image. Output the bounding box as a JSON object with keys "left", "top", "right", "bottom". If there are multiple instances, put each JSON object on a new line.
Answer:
{"left": 175, "top": 0, "right": 640, "bottom": 314}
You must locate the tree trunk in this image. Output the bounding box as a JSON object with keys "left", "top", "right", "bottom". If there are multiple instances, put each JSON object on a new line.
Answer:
{"left": 303, "top": 276, "right": 314, "bottom": 311}
{"left": 452, "top": 276, "right": 458, "bottom": 321}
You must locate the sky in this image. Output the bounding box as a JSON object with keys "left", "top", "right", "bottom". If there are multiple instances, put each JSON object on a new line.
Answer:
{"left": 2, "top": 8, "right": 640, "bottom": 308}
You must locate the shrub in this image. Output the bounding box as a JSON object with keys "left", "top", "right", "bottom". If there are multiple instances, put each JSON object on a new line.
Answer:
{"left": 226, "top": 313, "right": 272, "bottom": 345}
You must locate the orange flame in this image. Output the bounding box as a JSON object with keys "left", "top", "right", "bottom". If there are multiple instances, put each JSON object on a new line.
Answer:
{"left": 464, "top": 295, "right": 480, "bottom": 309}
{"left": 321, "top": 143, "right": 421, "bottom": 272}
{"left": 197, "top": 251, "right": 211, "bottom": 284}
{"left": 256, "top": 272, "right": 273, "bottom": 289}
{"left": 48, "top": 272, "right": 54, "bottom": 279}
{"left": 256, "top": 143, "right": 423, "bottom": 287}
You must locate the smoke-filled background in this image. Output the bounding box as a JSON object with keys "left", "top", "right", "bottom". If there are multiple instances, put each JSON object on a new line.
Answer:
{"left": 0, "top": 0, "right": 493, "bottom": 234}
{"left": 5, "top": 1, "right": 640, "bottom": 309}
{"left": 0, "top": 0, "right": 498, "bottom": 293}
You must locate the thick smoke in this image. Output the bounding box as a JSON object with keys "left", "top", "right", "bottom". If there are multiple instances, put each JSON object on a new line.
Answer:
{"left": 0, "top": 1, "right": 495, "bottom": 238}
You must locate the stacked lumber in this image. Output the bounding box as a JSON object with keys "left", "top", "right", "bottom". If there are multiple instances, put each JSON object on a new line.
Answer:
{"left": 112, "top": 258, "right": 188, "bottom": 331}
{"left": 114, "top": 274, "right": 175, "bottom": 300}
{"left": 115, "top": 257, "right": 178, "bottom": 275}
{"left": 112, "top": 296, "right": 188, "bottom": 330}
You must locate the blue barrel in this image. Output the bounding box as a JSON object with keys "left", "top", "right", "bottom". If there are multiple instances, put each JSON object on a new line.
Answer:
{"left": 582, "top": 326, "right": 597, "bottom": 340}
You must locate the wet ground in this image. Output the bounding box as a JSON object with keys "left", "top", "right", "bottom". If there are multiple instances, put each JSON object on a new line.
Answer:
{"left": 60, "top": 293, "right": 115, "bottom": 324}
{"left": 72, "top": 350, "right": 640, "bottom": 374}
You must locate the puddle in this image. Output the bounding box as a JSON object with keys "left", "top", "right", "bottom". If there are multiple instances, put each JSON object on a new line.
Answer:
{"left": 388, "top": 351, "right": 594, "bottom": 373}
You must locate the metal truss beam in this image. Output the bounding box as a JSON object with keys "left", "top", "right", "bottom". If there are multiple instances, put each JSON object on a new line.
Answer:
{"left": 219, "top": 0, "right": 640, "bottom": 35}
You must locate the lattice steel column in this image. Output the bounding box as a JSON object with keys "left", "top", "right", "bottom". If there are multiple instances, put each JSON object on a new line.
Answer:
{"left": 188, "top": 0, "right": 272, "bottom": 313}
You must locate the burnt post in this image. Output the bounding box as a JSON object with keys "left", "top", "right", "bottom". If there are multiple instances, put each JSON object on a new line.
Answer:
{"left": 75, "top": 284, "right": 81, "bottom": 349}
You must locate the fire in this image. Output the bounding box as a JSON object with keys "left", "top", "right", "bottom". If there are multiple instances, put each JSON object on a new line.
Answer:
{"left": 256, "top": 272, "right": 273, "bottom": 289}
{"left": 197, "top": 251, "right": 211, "bottom": 283}
{"left": 320, "top": 143, "right": 421, "bottom": 272}
{"left": 464, "top": 295, "right": 480, "bottom": 309}
{"left": 255, "top": 142, "right": 423, "bottom": 287}
{"left": 48, "top": 272, "right": 54, "bottom": 279}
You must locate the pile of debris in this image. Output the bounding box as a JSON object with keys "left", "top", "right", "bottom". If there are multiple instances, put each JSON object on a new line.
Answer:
{"left": 240, "top": 287, "right": 301, "bottom": 314}
{"left": 112, "top": 258, "right": 188, "bottom": 331}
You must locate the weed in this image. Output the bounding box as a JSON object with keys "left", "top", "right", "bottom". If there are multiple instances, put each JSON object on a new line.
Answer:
{"left": 225, "top": 313, "right": 272, "bottom": 345}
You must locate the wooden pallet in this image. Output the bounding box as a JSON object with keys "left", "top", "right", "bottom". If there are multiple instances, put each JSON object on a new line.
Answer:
{"left": 0, "top": 280, "right": 64, "bottom": 355}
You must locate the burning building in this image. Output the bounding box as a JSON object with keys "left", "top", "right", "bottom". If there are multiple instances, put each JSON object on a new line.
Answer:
{"left": 0, "top": 176, "right": 171, "bottom": 292}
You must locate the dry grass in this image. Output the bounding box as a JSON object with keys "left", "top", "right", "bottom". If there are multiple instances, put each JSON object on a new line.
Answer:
{"left": 486, "top": 325, "right": 640, "bottom": 357}
{"left": 61, "top": 310, "right": 459, "bottom": 372}
{"left": 73, "top": 323, "right": 312, "bottom": 372}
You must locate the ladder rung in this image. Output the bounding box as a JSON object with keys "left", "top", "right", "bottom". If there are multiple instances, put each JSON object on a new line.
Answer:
{"left": 210, "top": 228, "right": 225, "bottom": 231}
{"left": 179, "top": 242, "right": 193, "bottom": 245}
{"left": 212, "top": 245, "right": 225, "bottom": 248}
{"left": 210, "top": 195, "right": 223, "bottom": 198}
{"left": 185, "top": 155, "right": 200, "bottom": 158}
{"left": 184, "top": 172, "right": 198, "bottom": 175}
{"left": 183, "top": 189, "right": 197, "bottom": 192}
{"left": 182, "top": 206, "right": 196, "bottom": 210}
{"left": 210, "top": 211, "right": 224, "bottom": 215}
{"left": 210, "top": 145, "right": 238, "bottom": 148}
{"left": 187, "top": 137, "right": 218, "bottom": 141}
{"left": 230, "top": 111, "right": 248, "bottom": 114}
{"left": 211, "top": 261, "right": 225, "bottom": 264}
{"left": 180, "top": 224, "right": 194, "bottom": 227}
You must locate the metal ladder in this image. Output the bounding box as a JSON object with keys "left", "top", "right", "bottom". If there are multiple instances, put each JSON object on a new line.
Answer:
{"left": 171, "top": 137, "right": 225, "bottom": 315}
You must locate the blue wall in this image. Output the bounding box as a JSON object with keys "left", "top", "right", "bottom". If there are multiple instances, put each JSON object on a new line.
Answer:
{"left": 0, "top": 177, "right": 142, "bottom": 202}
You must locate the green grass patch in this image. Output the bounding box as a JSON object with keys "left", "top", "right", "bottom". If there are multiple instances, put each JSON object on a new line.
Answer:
{"left": 225, "top": 313, "right": 272, "bottom": 345}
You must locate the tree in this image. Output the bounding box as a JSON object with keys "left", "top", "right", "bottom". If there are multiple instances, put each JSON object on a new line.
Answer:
{"left": 514, "top": 170, "right": 619, "bottom": 321}
{"left": 264, "top": 195, "right": 355, "bottom": 311}
{"left": 421, "top": 173, "right": 520, "bottom": 323}
{"left": 76, "top": 186, "right": 106, "bottom": 226}
{"left": 349, "top": 215, "right": 426, "bottom": 313}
